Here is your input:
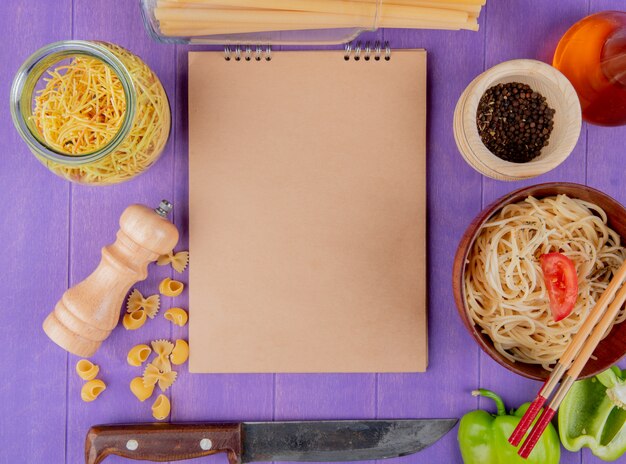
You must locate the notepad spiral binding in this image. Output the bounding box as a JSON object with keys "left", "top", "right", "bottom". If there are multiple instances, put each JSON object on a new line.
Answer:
{"left": 224, "top": 46, "right": 272, "bottom": 61}
{"left": 223, "top": 41, "right": 391, "bottom": 62}
{"left": 345, "top": 41, "right": 391, "bottom": 61}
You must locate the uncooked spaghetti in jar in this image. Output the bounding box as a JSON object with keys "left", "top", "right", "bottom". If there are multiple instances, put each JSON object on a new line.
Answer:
{"left": 10, "top": 40, "right": 170, "bottom": 185}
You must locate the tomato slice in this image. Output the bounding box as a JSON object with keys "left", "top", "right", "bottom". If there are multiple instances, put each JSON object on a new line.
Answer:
{"left": 540, "top": 252, "right": 578, "bottom": 322}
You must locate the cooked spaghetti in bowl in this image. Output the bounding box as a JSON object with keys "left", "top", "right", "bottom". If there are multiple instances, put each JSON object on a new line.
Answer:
{"left": 453, "top": 183, "right": 626, "bottom": 380}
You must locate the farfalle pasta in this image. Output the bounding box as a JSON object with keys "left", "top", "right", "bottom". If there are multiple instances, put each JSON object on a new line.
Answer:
{"left": 127, "top": 344, "right": 152, "bottom": 366}
{"left": 151, "top": 339, "right": 174, "bottom": 372}
{"left": 159, "top": 278, "right": 184, "bottom": 297}
{"left": 123, "top": 309, "right": 147, "bottom": 330}
{"left": 171, "top": 339, "right": 189, "bottom": 365}
{"left": 143, "top": 362, "right": 177, "bottom": 392}
{"left": 152, "top": 394, "right": 170, "bottom": 420}
{"left": 164, "top": 307, "right": 188, "bottom": 327}
{"left": 157, "top": 250, "right": 189, "bottom": 273}
{"left": 126, "top": 289, "right": 160, "bottom": 319}
{"left": 130, "top": 376, "right": 154, "bottom": 402}
{"left": 75, "top": 359, "right": 99, "bottom": 381}
{"left": 81, "top": 379, "right": 106, "bottom": 402}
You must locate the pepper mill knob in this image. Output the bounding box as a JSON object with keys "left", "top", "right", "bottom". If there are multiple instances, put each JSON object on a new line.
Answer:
{"left": 42, "top": 201, "right": 179, "bottom": 357}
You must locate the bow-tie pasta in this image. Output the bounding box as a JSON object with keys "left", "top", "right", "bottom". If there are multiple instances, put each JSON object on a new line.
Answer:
{"left": 157, "top": 250, "right": 189, "bottom": 273}
{"left": 143, "top": 362, "right": 177, "bottom": 392}
{"left": 151, "top": 339, "right": 174, "bottom": 372}
{"left": 127, "top": 289, "right": 160, "bottom": 319}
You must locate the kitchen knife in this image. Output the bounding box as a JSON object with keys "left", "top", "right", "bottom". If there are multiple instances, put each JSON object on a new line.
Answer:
{"left": 85, "top": 419, "right": 457, "bottom": 464}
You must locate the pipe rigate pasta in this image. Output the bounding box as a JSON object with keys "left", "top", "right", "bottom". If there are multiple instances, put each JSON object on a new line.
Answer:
{"left": 123, "top": 309, "right": 147, "bottom": 330}
{"left": 151, "top": 339, "right": 174, "bottom": 372}
{"left": 159, "top": 278, "right": 184, "bottom": 297}
{"left": 164, "top": 307, "right": 188, "bottom": 327}
{"left": 143, "top": 362, "right": 177, "bottom": 392}
{"left": 130, "top": 376, "right": 154, "bottom": 402}
{"left": 126, "top": 289, "right": 160, "bottom": 319}
{"left": 127, "top": 344, "right": 152, "bottom": 366}
{"left": 171, "top": 339, "right": 189, "bottom": 365}
{"left": 81, "top": 379, "right": 106, "bottom": 402}
{"left": 75, "top": 359, "right": 99, "bottom": 381}
{"left": 157, "top": 250, "right": 189, "bottom": 273}
{"left": 152, "top": 394, "right": 171, "bottom": 420}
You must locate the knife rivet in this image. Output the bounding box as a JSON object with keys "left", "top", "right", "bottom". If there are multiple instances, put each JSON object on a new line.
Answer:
{"left": 126, "top": 440, "right": 139, "bottom": 451}
{"left": 200, "top": 438, "right": 213, "bottom": 450}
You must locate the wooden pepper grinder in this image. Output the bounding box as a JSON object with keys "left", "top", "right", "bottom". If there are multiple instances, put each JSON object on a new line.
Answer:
{"left": 43, "top": 200, "right": 179, "bottom": 357}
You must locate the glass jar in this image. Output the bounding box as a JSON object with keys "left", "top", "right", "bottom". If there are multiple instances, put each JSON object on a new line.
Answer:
{"left": 10, "top": 40, "right": 171, "bottom": 185}
{"left": 553, "top": 11, "right": 626, "bottom": 126}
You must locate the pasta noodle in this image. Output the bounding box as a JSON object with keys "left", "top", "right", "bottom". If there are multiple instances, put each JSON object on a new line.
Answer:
{"left": 143, "top": 362, "right": 177, "bottom": 392}
{"left": 32, "top": 43, "right": 170, "bottom": 185}
{"left": 75, "top": 359, "right": 99, "bottom": 381}
{"left": 465, "top": 194, "right": 626, "bottom": 369}
{"left": 164, "top": 307, "right": 188, "bottom": 327}
{"left": 171, "top": 339, "right": 189, "bottom": 365}
{"left": 127, "top": 289, "right": 160, "bottom": 319}
{"left": 152, "top": 394, "right": 171, "bottom": 420}
{"left": 127, "top": 344, "right": 152, "bottom": 366}
{"left": 123, "top": 309, "right": 147, "bottom": 330}
{"left": 130, "top": 376, "right": 154, "bottom": 402}
{"left": 151, "top": 339, "right": 174, "bottom": 372}
{"left": 159, "top": 278, "right": 184, "bottom": 297}
{"left": 157, "top": 250, "right": 189, "bottom": 273}
{"left": 81, "top": 379, "right": 107, "bottom": 402}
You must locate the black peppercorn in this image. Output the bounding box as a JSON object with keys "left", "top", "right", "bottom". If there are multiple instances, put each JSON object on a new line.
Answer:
{"left": 476, "top": 82, "right": 555, "bottom": 163}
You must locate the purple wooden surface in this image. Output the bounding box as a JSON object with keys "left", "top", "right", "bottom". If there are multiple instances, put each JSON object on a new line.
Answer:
{"left": 2, "top": 1, "right": 626, "bottom": 463}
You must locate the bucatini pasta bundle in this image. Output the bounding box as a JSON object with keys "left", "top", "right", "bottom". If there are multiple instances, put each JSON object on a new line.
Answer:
{"left": 465, "top": 195, "right": 626, "bottom": 369}
{"left": 152, "top": 0, "right": 486, "bottom": 37}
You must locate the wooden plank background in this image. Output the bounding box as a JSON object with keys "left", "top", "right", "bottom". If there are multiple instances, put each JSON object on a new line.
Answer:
{"left": 1, "top": 1, "right": 625, "bottom": 463}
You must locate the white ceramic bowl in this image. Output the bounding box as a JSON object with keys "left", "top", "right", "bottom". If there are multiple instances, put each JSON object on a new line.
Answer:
{"left": 454, "top": 59, "right": 582, "bottom": 181}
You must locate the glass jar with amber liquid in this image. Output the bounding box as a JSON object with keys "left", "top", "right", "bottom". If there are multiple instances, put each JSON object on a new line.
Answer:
{"left": 553, "top": 11, "right": 626, "bottom": 126}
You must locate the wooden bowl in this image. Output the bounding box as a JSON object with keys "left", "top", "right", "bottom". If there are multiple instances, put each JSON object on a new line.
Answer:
{"left": 453, "top": 182, "right": 626, "bottom": 380}
{"left": 453, "top": 59, "right": 582, "bottom": 181}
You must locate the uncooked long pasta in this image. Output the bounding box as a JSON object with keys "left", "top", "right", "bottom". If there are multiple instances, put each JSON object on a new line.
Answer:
{"left": 465, "top": 195, "right": 626, "bottom": 369}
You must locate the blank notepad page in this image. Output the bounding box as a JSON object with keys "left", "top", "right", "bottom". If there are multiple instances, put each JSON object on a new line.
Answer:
{"left": 188, "top": 50, "right": 427, "bottom": 373}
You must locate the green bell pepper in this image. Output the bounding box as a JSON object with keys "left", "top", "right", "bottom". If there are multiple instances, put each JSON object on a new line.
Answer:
{"left": 458, "top": 389, "right": 560, "bottom": 464}
{"left": 559, "top": 366, "right": 626, "bottom": 461}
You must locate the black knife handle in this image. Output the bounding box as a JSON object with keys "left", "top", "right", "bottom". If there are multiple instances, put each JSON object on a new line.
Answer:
{"left": 85, "top": 423, "right": 242, "bottom": 464}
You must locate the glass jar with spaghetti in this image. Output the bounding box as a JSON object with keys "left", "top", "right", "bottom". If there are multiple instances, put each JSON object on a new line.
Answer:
{"left": 10, "top": 40, "right": 170, "bottom": 185}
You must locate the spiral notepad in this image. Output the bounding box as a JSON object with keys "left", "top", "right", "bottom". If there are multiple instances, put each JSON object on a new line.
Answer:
{"left": 189, "top": 45, "right": 427, "bottom": 373}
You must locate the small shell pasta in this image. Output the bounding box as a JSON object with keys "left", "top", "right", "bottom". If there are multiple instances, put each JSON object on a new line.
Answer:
{"left": 81, "top": 379, "right": 106, "bottom": 402}
{"left": 152, "top": 394, "right": 171, "bottom": 420}
{"left": 126, "top": 289, "right": 160, "bottom": 319}
{"left": 151, "top": 339, "right": 174, "bottom": 372}
{"left": 130, "top": 376, "right": 154, "bottom": 402}
{"left": 127, "top": 344, "right": 152, "bottom": 366}
{"left": 75, "top": 359, "right": 99, "bottom": 381}
{"left": 159, "top": 278, "right": 184, "bottom": 297}
{"left": 143, "top": 362, "right": 177, "bottom": 392}
{"left": 123, "top": 309, "right": 147, "bottom": 330}
{"left": 157, "top": 250, "right": 189, "bottom": 273}
{"left": 164, "top": 308, "right": 188, "bottom": 327}
{"left": 171, "top": 339, "right": 189, "bottom": 365}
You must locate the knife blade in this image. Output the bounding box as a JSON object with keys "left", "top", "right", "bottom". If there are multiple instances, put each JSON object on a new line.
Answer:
{"left": 85, "top": 419, "right": 457, "bottom": 464}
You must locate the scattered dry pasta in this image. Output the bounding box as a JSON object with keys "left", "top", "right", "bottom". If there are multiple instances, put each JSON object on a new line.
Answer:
{"left": 123, "top": 309, "right": 147, "bottom": 330}
{"left": 152, "top": 394, "right": 170, "bottom": 420}
{"left": 159, "top": 278, "right": 184, "bottom": 297}
{"left": 157, "top": 250, "right": 189, "bottom": 273}
{"left": 130, "top": 376, "right": 154, "bottom": 402}
{"left": 127, "top": 289, "right": 160, "bottom": 319}
{"left": 151, "top": 339, "right": 174, "bottom": 372}
{"left": 127, "top": 344, "right": 152, "bottom": 367}
{"left": 171, "top": 339, "right": 189, "bottom": 365}
{"left": 143, "top": 363, "right": 177, "bottom": 392}
{"left": 81, "top": 379, "right": 106, "bottom": 402}
{"left": 75, "top": 359, "right": 99, "bottom": 381}
{"left": 164, "top": 307, "right": 188, "bottom": 327}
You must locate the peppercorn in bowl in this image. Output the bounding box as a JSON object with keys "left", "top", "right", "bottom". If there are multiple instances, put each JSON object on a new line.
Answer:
{"left": 454, "top": 59, "right": 582, "bottom": 181}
